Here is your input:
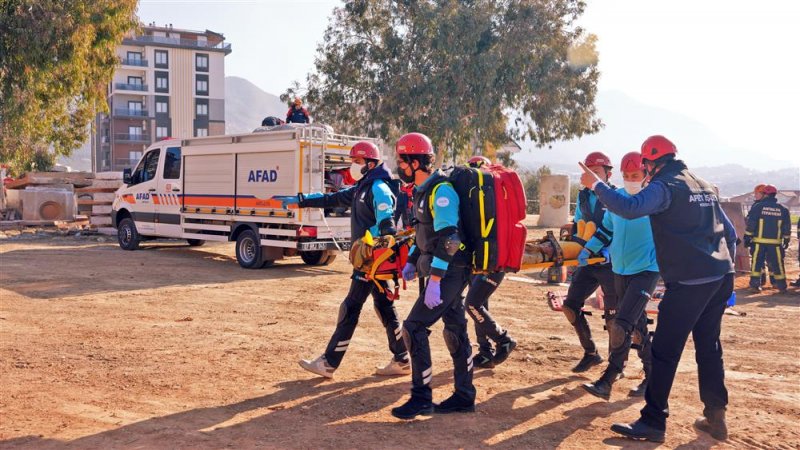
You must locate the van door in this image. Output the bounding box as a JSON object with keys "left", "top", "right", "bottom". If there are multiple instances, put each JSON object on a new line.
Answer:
{"left": 127, "top": 148, "right": 160, "bottom": 235}
{"left": 155, "top": 146, "right": 183, "bottom": 237}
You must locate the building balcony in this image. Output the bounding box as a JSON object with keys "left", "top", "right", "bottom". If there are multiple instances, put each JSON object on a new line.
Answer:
{"left": 113, "top": 108, "right": 153, "bottom": 118}
{"left": 120, "top": 57, "right": 148, "bottom": 67}
{"left": 114, "top": 133, "right": 151, "bottom": 144}
{"left": 114, "top": 83, "right": 148, "bottom": 92}
{"left": 123, "top": 35, "right": 232, "bottom": 54}
{"left": 114, "top": 158, "right": 140, "bottom": 171}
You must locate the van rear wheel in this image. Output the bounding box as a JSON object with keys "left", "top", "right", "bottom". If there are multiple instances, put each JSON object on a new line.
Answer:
{"left": 301, "top": 250, "right": 337, "bottom": 266}
{"left": 117, "top": 217, "right": 141, "bottom": 251}
{"left": 236, "top": 229, "right": 263, "bottom": 269}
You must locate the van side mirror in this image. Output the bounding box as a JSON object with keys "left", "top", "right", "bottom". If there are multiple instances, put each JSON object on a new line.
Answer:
{"left": 123, "top": 168, "right": 132, "bottom": 185}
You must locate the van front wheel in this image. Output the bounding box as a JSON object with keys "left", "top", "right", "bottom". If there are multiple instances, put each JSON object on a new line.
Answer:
{"left": 236, "top": 229, "right": 263, "bottom": 269}
{"left": 118, "top": 217, "right": 141, "bottom": 251}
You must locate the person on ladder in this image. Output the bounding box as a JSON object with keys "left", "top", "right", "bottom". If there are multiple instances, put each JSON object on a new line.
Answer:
{"left": 283, "top": 141, "right": 410, "bottom": 378}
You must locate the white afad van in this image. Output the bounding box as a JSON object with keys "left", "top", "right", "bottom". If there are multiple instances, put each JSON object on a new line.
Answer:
{"left": 112, "top": 125, "right": 372, "bottom": 268}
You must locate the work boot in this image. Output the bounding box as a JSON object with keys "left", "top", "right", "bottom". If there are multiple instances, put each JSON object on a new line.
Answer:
{"left": 391, "top": 397, "right": 434, "bottom": 420}
{"left": 629, "top": 378, "right": 648, "bottom": 397}
{"left": 750, "top": 286, "right": 762, "bottom": 293}
{"left": 694, "top": 409, "right": 728, "bottom": 441}
{"left": 474, "top": 352, "right": 495, "bottom": 369}
{"left": 792, "top": 278, "right": 800, "bottom": 287}
{"left": 493, "top": 335, "right": 517, "bottom": 365}
{"left": 434, "top": 392, "right": 475, "bottom": 414}
{"left": 572, "top": 352, "right": 603, "bottom": 373}
{"left": 375, "top": 357, "right": 411, "bottom": 376}
{"left": 582, "top": 370, "right": 618, "bottom": 401}
{"left": 610, "top": 419, "right": 665, "bottom": 443}
{"left": 298, "top": 355, "right": 335, "bottom": 379}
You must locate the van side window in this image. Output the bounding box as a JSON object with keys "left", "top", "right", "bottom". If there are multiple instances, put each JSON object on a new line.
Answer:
{"left": 163, "top": 147, "right": 181, "bottom": 179}
{"left": 142, "top": 149, "right": 161, "bottom": 182}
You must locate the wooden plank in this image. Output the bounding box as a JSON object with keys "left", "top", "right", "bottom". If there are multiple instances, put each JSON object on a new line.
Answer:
{"left": 75, "top": 187, "right": 120, "bottom": 194}
{"left": 6, "top": 172, "right": 93, "bottom": 189}
{"left": 78, "top": 199, "right": 113, "bottom": 205}
{"left": 91, "top": 205, "right": 113, "bottom": 215}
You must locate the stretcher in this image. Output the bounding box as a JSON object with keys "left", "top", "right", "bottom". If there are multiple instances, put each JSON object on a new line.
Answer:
{"left": 519, "top": 257, "right": 606, "bottom": 271}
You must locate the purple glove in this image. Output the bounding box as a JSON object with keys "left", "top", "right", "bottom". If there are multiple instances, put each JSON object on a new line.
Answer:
{"left": 424, "top": 279, "right": 442, "bottom": 309}
{"left": 401, "top": 263, "right": 416, "bottom": 281}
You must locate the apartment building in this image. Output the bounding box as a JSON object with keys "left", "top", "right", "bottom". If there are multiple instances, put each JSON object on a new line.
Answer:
{"left": 93, "top": 24, "right": 232, "bottom": 172}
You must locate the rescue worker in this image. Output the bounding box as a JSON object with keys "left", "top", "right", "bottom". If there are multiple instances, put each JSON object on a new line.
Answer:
{"left": 562, "top": 152, "right": 618, "bottom": 373}
{"left": 750, "top": 184, "right": 768, "bottom": 285}
{"left": 794, "top": 216, "right": 800, "bottom": 288}
{"left": 744, "top": 184, "right": 791, "bottom": 293}
{"left": 582, "top": 152, "right": 657, "bottom": 400}
{"left": 286, "top": 97, "right": 310, "bottom": 124}
{"left": 463, "top": 155, "right": 517, "bottom": 369}
{"left": 580, "top": 135, "right": 737, "bottom": 443}
{"left": 390, "top": 132, "right": 475, "bottom": 419}
{"left": 285, "top": 141, "right": 409, "bottom": 378}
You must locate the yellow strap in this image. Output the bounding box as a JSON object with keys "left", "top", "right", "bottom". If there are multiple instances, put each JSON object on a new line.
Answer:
{"left": 428, "top": 181, "right": 453, "bottom": 218}
{"left": 757, "top": 218, "right": 764, "bottom": 239}
{"left": 753, "top": 238, "right": 782, "bottom": 244}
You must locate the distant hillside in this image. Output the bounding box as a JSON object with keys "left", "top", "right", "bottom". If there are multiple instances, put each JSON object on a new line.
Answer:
{"left": 225, "top": 76, "right": 287, "bottom": 134}
{"left": 515, "top": 90, "right": 794, "bottom": 171}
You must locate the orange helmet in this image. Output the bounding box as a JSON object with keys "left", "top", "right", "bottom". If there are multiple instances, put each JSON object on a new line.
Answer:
{"left": 468, "top": 156, "right": 491, "bottom": 168}
{"left": 396, "top": 132, "right": 434, "bottom": 155}
{"left": 753, "top": 184, "right": 766, "bottom": 195}
{"left": 762, "top": 184, "right": 778, "bottom": 195}
{"left": 584, "top": 151, "right": 613, "bottom": 168}
{"left": 620, "top": 151, "right": 644, "bottom": 173}
{"left": 293, "top": 97, "right": 302, "bottom": 106}
{"left": 349, "top": 141, "right": 380, "bottom": 160}
{"left": 640, "top": 135, "right": 677, "bottom": 161}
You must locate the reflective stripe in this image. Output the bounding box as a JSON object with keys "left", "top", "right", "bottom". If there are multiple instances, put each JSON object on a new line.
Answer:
{"left": 774, "top": 247, "right": 785, "bottom": 279}
{"left": 753, "top": 238, "right": 782, "bottom": 244}
{"left": 750, "top": 243, "right": 761, "bottom": 276}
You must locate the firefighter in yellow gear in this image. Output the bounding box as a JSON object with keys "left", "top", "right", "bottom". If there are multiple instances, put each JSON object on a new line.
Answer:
{"left": 744, "top": 184, "right": 791, "bottom": 292}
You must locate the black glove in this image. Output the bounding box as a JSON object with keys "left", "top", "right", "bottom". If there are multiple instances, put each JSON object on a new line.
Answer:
{"left": 783, "top": 237, "right": 791, "bottom": 250}
{"left": 743, "top": 235, "right": 752, "bottom": 248}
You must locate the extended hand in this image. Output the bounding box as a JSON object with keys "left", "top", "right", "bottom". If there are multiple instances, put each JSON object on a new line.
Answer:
{"left": 401, "top": 263, "right": 417, "bottom": 281}
{"left": 424, "top": 279, "right": 442, "bottom": 309}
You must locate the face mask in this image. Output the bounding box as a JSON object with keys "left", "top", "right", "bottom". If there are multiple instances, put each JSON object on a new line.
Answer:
{"left": 397, "top": 165, "right": 415, "bottom": 184}
{"left": 350, "top": 162, "right": 365, "bottom": 181}
{"left": 624, "top": 180, "right": 643, "bottom": 195}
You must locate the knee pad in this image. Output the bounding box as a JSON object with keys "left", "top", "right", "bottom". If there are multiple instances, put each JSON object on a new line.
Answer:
{"left": 608, "top": 320, "right": 627, "bottom": 350}
{"left": 562, "top": 305, "right": 580, "bottom": 325}
{"left": 443, "top": 327, "right": 464, "bottom": 354}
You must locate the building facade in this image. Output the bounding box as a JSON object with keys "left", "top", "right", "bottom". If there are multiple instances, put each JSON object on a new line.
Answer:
{"left": 93, "top": 25, "right": 231, "bottom": 172}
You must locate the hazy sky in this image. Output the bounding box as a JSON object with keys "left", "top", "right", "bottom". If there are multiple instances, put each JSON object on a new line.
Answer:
{"left": 138, "top": 0, "right": 799, "bottom": 164}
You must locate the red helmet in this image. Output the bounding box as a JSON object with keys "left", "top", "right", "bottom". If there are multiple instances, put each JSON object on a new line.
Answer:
{"left": 349, "top": 141, "right": 380, "bottom": 160}
{"left": 468, "top": 156, "right": 491, "bottom": 168}
{"left": 584, "top": 151, "right": 613, "bottom": 168}
{"left": 640, "top": 135, "right": 677, "bottom": 161}
{"left": 620, "top": 151, "right": 644, "bottom": 173}
{"left": 762, "top": 184, "right": 778, "bottom": 195}
{"left": 396, "top": 132, "right": 434, "bottom": 155}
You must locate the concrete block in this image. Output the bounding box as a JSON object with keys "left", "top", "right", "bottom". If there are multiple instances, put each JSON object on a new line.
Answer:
{"left": 92, "top": 192, "right": 117, "bottom": 202}
{"left": 94, "top": 171, "right": 123, "bottom": 180}
{"left": 90, "top": 180, "right": 124, "bottom": 189}
{"left": 20, "top": 189, "right": 76, "bottom": 221}
{"left": 538, "top": 174, "right": 570, "bottom": 227}
{"left": 90, "top": 215, "right": 112, "bottom": 226}
{"left": 92, "top": 205, "right": 113, "bottom": 215}
{"left": 720, "top": 202, "right": 750, "bottom": 273}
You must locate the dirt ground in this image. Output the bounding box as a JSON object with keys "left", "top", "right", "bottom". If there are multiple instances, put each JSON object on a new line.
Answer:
{"left": 1, "top": 232, "right": 798, "bottom": 449}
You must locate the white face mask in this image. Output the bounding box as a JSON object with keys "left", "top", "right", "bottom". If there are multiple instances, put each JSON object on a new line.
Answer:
{"left": 350, "top": 162, "right": 365, "bottom": 181}
{"left": 624, "top": 180, "right": 643, "bottom": 195}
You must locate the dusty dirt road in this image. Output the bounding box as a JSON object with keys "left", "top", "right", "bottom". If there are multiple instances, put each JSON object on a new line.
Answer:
{"left": 1, "top": 233, "right": 798, "bottom": 449}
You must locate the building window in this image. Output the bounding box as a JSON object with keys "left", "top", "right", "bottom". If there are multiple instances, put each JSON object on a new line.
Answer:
{"left": 156, "top": 126, "right": 169, "bottom": 139}
{"left": 196, "top": 102, "right": 208, "bottom": 116}
{"left": 155, "top": 71, "right": 169, "bottom": 92}
{"left": 129, "top": 151, "right": 143, "bottom": 162}
{"left": 163, "top": 147, "right": 181, "bottom": 179}
{"left": 196, "top": 78, "right": 208, "bottom": 95}
{"left": 195, "top": 128, "right": 208, "bottom": 137}
{"left": 127, "top": 76, "right": 143, "bottom": 86}
{"left": 126, "top": 51, "right": 142, "bottom": 65}
{"left": 128, "top": 101, "right": 142, "bottom": 113}
{"left": 156, "top": 101, "right": 168, "bottom": 114}
{"left": 128, "top": 126, "right": 143, "bottom": 137}
{"left": 196, "top": 53, "right": 209, "bottom": 71}
{"left": 154, "top": 50, "right": 168, "bottom": 67}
